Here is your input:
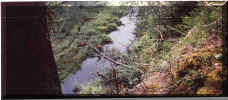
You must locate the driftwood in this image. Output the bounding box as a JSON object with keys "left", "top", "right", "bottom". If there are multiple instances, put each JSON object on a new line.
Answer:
{"left": 93, "top": 47, "right": 158, "bottom": 74}
{"left": 93, "top": 47, "right": 130, "bottom": 68}
{"left": 93, "top": 48, "right": 156, "bottom": 69}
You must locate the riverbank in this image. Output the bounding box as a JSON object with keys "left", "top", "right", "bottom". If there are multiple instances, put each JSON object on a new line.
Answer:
{"left": 50, "top": 6, "right": 128, "bottom": 81}
{"left": 120, "top": 1, "right": 227, "bottom": 95}
{"left": 76, "top": 1, "right": 227, "bottom": 96}
{"left": 78, "top": 15, "right": 138, "bottom": 94}
{"left": 50, "top": 1, "right": 227, "bottom": 96}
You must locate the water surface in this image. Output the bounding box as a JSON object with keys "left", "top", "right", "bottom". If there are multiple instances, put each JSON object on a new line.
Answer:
{"left": 61, "top": 15, "right": 137, "bottom": 95}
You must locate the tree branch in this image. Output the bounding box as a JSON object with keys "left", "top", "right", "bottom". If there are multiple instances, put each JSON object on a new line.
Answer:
{"left": 154, "top": 27, "right": 164, "bottom": 41}
{"left": 93, "top": 47, "right": 130, "bottom": 68}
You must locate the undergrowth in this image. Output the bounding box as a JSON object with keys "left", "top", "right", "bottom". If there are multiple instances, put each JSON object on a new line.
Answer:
{"left": 48, "top": 4, "right": 128, "bottom": 81}
{"left": 125, "top": 2, "right": 226, "bottom": 95}
{"left": 50, "top": 1, "right": 227, "bottom": 95}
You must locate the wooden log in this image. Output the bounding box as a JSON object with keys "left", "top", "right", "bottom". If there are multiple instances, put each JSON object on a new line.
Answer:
{"left": 93, "top": 47, "right": 130, "bottom": 68}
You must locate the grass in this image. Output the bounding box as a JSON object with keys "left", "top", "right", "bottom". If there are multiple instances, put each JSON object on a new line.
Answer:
{"left": 128, "top": 2, "right": 226, "bottom": 95}
{"left": 50, "top": 6, "right": 128, "bottom": 81}
{"left": 52, "top": 2, "right": 226, "bottom": 95}
{"left": 80, "top": 2, "right": 227, "bottom": 95}
{"left": 79, "top": 78, "right": 106, "bottom": 95}
{"left": 170, "top": 45, "right": 225, "bottom": 95}
{"left": 165, "top": 6, "right": 225, "bottom": 95}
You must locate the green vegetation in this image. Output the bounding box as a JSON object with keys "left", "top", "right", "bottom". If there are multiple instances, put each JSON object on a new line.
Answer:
{"left": 86, "top": 1, "right": 227, "bottom": 95}
{"left": 48, "top": 2, "right": 128, "bottom": 81}
{"left": 126, "top": 2, "right": 227, "bottom": 95}
{"left": 48, "top": 1, "right": 227, "bottom": 95}
{"left": 79, "top": 78, "right": 106, "bottom": 95}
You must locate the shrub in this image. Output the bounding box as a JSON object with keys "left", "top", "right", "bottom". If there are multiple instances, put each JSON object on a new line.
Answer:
{"left": 79, "top": 78, "right": 106, "bottom": 95}
{"left": 98, "top": 34, "right": 112, "bottom": 44}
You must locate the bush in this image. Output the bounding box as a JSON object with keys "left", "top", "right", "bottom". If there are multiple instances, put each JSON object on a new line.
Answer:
{"left": 96, "top": 26, "right": 109, "bottom": 33}
{"left": 107, "top": 23, "right": 118, "bottom": 32}
{"left": 79, "top": 78, "right": 106, "bottom": 95}
{"left": 98, "top": 34, "right": 112, "bottom": 44}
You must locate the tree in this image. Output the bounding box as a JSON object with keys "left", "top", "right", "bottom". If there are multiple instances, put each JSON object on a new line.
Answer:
{"left": 2, "top": 2, "right": 62, "bottom": 96}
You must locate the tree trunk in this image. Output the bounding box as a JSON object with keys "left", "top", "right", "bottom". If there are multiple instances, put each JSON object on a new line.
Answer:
{"left": 2, "top": 2, "right": 62, "bottom": 96}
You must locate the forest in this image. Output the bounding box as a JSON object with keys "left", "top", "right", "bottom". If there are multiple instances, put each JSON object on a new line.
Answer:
{"left": 46, "top": 1, "right": 227, "bottom": 96}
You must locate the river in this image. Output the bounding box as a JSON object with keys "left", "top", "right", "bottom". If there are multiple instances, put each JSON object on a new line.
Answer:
{"left": 61, "top": 13, "right": 138, "bottom": 95}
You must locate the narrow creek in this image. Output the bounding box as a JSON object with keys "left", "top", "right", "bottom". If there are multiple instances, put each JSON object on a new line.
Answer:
{"left": 61, "top": 12, "right": 138, "bottom": 95}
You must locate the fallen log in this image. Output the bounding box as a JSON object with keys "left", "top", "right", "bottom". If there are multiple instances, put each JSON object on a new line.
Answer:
{"left": 93, "top": 47, "right": 130, "bottom": 68}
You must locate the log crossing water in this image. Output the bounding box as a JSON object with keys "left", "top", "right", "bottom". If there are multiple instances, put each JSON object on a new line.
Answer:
{"left": 61, "top": 10, "right": 138, "bottom": 95}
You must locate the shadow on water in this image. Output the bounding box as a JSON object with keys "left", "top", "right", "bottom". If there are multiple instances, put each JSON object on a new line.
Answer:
{"left": 61, "top": 13, "right": 138, "bottom": 95}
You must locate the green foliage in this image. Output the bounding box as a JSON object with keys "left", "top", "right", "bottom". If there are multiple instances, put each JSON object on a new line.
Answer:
{"left": 49, "top": 4, "right": 128, "bottom": 81}
{"left": 169, "top": 7, "right": 222, "bottom": 37}
{"left": 80, "top": 78, "right": 106, "bottom": 95}
{"left": 103, "top": 6, "right": 129, "bottom": 17}
{"left": 167, "top": 25, "right": 187, "bottom": 36}
{"left": 50, "top": 1, "right": 225, "bottom": 95}
{"left": 97, "top": 34, "right": 112, "bottom": 44}
{"left": 92, "top": 13, "right": 121, "bottom": 34}
{"left": 116, "top": 66, "right": 142, "bottom": 88}
{"left": 132, "top": 4, "right": 224, "bottom": 95}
